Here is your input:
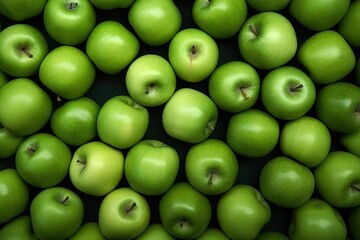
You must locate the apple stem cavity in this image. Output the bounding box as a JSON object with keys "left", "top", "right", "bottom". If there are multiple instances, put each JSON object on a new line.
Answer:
{"left": 290, "top": 84, "right": 303, "bottom": 92}
{"left": 61, "top": 196, "right": 70, "bottom": 204}
{"left": 352, "top": 183, "right": 360, "bottom": 192}
{"left": 125, "top": 202, "right": 137, "bottom": 214}
{"left": 66, "top": 2, "right": 78, "bottom": 10}
{"left": 208, "top": 170, "right": 216, "bottom": 186}
{"left": 27, "top": 145, "right": 36, "bottom": 155}
{"left": 249, "top": 24, "right": 259, "bottom": 37}
{"left": 145, "top": 83, "right": 156, "bottom": 95}
{"left": 239, "top": 87, "right": 249, "bottom": 100}
{"left": 22, "top": 48, "right": 33, "bottom": 58}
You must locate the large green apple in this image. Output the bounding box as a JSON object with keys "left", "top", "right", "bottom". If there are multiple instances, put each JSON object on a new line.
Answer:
{"left": 349, "top": 206, "right": 360, "bottom": 240}
{"left": 0, "top": 0, "right": 47, "bottom": 21}
{"left": 128, "top": 0, "right": 182, "bottom": 46}
{"left": 90, "top": 0, "right": 134, "bottom": 9}
{"left": 0, "top": 78, "right": 53, "bottom": 136}
{"left": 136, "top": 223, "right": 175, "bottom": 240}
{"left": 69, "top": 222, "right": 107, "bottom": 240}
{"left": 0, "top": 216, "right": 37, "bottom": 240}
{"left": 297, "top": 30, "right": 356, "bottom": 85}
{"left": 338, "top": 0, "right": 360, "bottom": 48}
{"left": 246, "top": 0, "right": 290, "bottom": 12}
{"left": 0, "top": 127, "right": 24, "bottom": 158}
{"left": 340, "top": 130, "right": 360, "bottom": 157}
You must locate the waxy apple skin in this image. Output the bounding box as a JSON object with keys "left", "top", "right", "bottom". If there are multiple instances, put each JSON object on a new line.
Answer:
{"left": 0, "top": 0, "right": 47, "bottom": 21}
{"left": 0, "top": 215, "right": 37, "bottom": 239}
{"left": 69, "top": 222, "right": 106, "bottom": 240}
{"left": 0, "top": 127, "right": 24, "bottom": 158}
{"left": 340, "top": 130, "right": 360, "bottom": 158}
{"left": 136, "top": 223, "right": 175, "bottom": 240}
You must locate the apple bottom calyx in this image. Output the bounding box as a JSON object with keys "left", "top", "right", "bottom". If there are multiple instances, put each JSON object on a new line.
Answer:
{"left": 178, "top": 219, "right": 190, "bottom": 228}
{"left": 66, "top": 2, "right": 79, "bottom": 10}
{"left": 125, "top": 202, "right": 137, "bottom": 214}
{"left": 26, "top": 145, "right": 37, "bottom": 155}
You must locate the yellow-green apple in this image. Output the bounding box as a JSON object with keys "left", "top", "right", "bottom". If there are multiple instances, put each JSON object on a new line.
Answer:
{"left": 0, "top": 216, "right": 37, "bottom": 240}
{"left": 349, "top": 206, "right": 360, "bottom": 240}
{"left": 340, "top": 130, "right": 360, "bottom": 157}
{"left": 338, "top": 0, "right": 360, "bottom": 48}
{"left": 246, "top": 0, "right": 290, "bottom": 12}
{"left": 0, "top": 127, "right": 24, "bottom": 158}
{"left": 136, "top": 223, "right": 175, "bottom": 240}
{"left": 90, "top": 0, "right": 134, "bottom": 9}
{"left": 69, "top": 222, "right": 107, "bottom": 240}
{"left": 0, "top": 0, "right": 47, "bottom": 21}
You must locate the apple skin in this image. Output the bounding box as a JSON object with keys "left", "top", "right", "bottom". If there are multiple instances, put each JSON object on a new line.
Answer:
{"left": 259, "top": 156, "right": 315, "bottom": 208}
{"left": 90, "top": 0, "right": 134, "bottom": 9}
{"left": 255, "top": 231, "right": 289, "bottom": 240}
{"left": 217, "top": 184, "right": 271, "bottom": 240}
{"left": 340, "top": 130, "right": 360, "bottom": 158}
{"left": 208, "top": 61, "right": 260, "bottom": 113}
{"left": 69, "top": 222, "right": 107, "bottom": 240}
{"left": 246, "top": 0, "right": 290, "bottom": 12}
{"left": 238, "top": 12, "right": 297, "bottom": 70}
{"left": 0, "top": 168, "right": 29, "bottom": 224}
{"left": 192, "top": 0, "right": 247, "bottom": 39}
{"left": 338, "top": 0, "right": 360, "bottom": 48}
{"left": 297, "top": 30, "right": 356, "bottom": 85}
{"left": 97, "top": 95, "right": 149, "bottom": 149}
{"left": 0, "top": 215, "right": 37, "bottom": 240}
{"left": 196, "top": 228, "right": 230, "bottom": 240}
{"left": 0, "top": 0, "right": 47, "bottom": 21}
{"left": 162, "top": 88, "right": 218, "bottom": 144}
{"left": 280, "top": 116, "right": 332, "bottom": 168}
{"left": 125, "top": 54, "right": 177, "bottom": 107}
{"left": 289, "top": 198, "right": 347, "bottom": 240}
{"left": 315, "top": 82, "right": 360, "bottom": 133}
{"left": 43, "top": 0, "right": 96, "bottom": 45}
{"left": 0, "top": 70, "right": 7, "bottom": 88}
{"left": 314, "top": 151, "right": 360, "bottom": 208}
{"left": 168, "top": 28, "right": 219, "bottom": 83}
{"left": 159, "top": 182, "right": 212, "bottom": 239}
{"left": 261, "top": 66, "right": 316, "bottom": 120}
{"left": 136, "top": 223, "right": 175, "bottom": 240}
{"left": 226, "top": 109, "right": 279, "bottom": 158}
{"left": 30, "top": 187, "right": 84, "bottom": 240}
{"left": 125, "top": 139, "right": 179, "bottom": 196}
{"left": 289, "top": 0, "right": 350, "bottom": 31}
{"left": 0, "top": 78, "right": 53, "bottom": 136}
{"left": 349, "top": 206, "right": 360, "bottom": 240}
{"left": 86, "top": 20, "right": 140, "bottom": 75}
{"left": 185, "top": 138, "right": 239, "bottom": 195}
{"left": 98, "top": 187, "right": 151, "bottom": 240}
{"left": 39, "top": 45, "right": 96, "bottom": 100}
{"left": 128, "top": 0, "right": 182, "bottom": 46}
{"left": 0, "top": 24, "right": 48, "bottom": 78}
{"left": 0, "top": 127, "right": 24, "bottom": 158}
{"left": 15, "top": 133, "right": 72, "bottom": 188}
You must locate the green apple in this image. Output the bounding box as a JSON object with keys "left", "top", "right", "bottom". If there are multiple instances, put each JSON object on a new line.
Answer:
{"left": 162, "top": 88, "right": 218, "bottom": 143}
{"left": 98, "top": 187, "right": 151, "bottom": 240}
{"left": 259, "top": 156, "right": 315, "bottom": 208}
{"left": 315, "top": 82, "right": 360, "bottom": 133}
{"left": 280, "top": 116, "right": 332, "bottom": 168}
{"left": 0, "top": 78, "right": 53, "bottom": 136}
{"left": 69, "top": 141, "right": 125, "bottom": 196}
{"left": 0, "top": 127, "right": 24, "bottom": 158}
{"left": 125, "top": 139, "right": 179, "bottom": 196}
{"left": 159, "top": 182, "right": 212, "bottom": 239}
{"left": 357, "top": 57, "right": 360, "bottom": 85}
{"left": 208, "top": 61, "right": 260, "bottom": 113}
{"left": 50, "top": 97, "right": 100, "bottom": 146}
{"left": 86, "top": 20, "right": 139, "bottom": 75}
{"left": 136, "top": 223, "right": 175, "bottom": 240}
{"left": 0, "top": 215, "right": 37, "bottom": 240}
{"left": 246, "top": 0, "right": 290, "bottom": 12}
{"left": 289, "top": 198, "right": 347, "bottom": 240}
{"left": 30, "top": 187, "right": 84, "bottom": 240}
{"left": 261, "top": 66, "right": 316, "bottom": 120}
{"left": 255, "top": 231, "right": 289, "bottom": 240}
{"left": 168, "top": 28, "right": 219, "bottom": 82}
{"left": 0, "top": 70, "right": 7, "bottom": 88}
{"left": 15, "top": 133, "right": 72, "bottom": 188}
{"left": 0, "top": 0, "right": 47, "bottom": 21}
{"left": 128, "top": 0, "right": 182, "bottom": 46}
{"left": 90, "top": 0, "right": 134, "bottom": 9}
{"left": 340, "top": 130, "right": 360, "bottom": 157}
{"left": 349, "top": 206, "right": 360, "bottom": 240}
{"left": 192, "top": 0, "right": 247, "bottom": 39}
{"left": 97, "top": 95, "right": 149, "bottom": 149}
{"left": 125, "top": 54, "right": 177, "bottom": 107}
{"left": 39, "top": 45, "right": 96, "bottom": 100}
{"left": 0, "top": 24, "right": 48, "bottom": 77}
{"left": 226, "top": 109, "right": 279, "bottom": 158}
{"left": 43, "top": 0, "right": 96, "bottom": 45}
{"left": 217, "top": 184, "right": 271, "bottom": 240}
{"left": 338, "top": 0, "right": 360, "bottom": 48}
{"left": 196, "top": 228, "right": 230, "bottom": 240}
{"left": 0, "top": 168, "right": 29, "bottom": 224}
{"left": 238, "top": 12, "right": 297, "bottom": 70}
{"left": 185, "top": 138, "right": 239, "bottom": 195}
{"left": 314, "top": 151, "right": 360, "bottom": 208}
{"left": 69, "top": 222, "right": 107, "bottom": 240}
{"left": 297, "top": 30, "right": 356, "bottom": 85}
{"left": 289, "top": 0, "right": 350, "bottom": 31}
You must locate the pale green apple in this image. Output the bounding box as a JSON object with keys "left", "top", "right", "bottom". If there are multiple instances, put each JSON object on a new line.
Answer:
{"left": 90, "top": 0, "right": 134, "bottom": 9}
{"left": 338, "top": 0, "right": 360, "bottom": 48}
{"left": 0, "top": 0, "right": 47, "bottom": 21}
{"left": 340, "top": 130, "right": 360, "bottom": 157}
{"left": 246, "top": 0, "right": 290, "bottom": 12}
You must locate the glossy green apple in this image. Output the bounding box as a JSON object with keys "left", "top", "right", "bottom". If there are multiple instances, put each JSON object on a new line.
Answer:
{"left": 185, "top": 138, "right": 238, "bottom": 195}
{"left": 238, "top": 12, "right": 297, "bottom": 70}
{"left": 261, "top": 66, "right": 316, "bottom": 120}
{"left": 208, "top": 61, "right": 260, "bottom": 113}
{"left": 162, "top": 88, "right": 218, "bottom": 143}
{"left": 259, "top": 156, "right": 315, "bottom": 208}
{"left": 50, "top": 97, "right": 100, "bottom": 146}
{"left": 0, "top": 70, "right": 7, "bottom": 88}
{"left": 70, "top": 141, "right": 125, "bottom": 196}
{"left": 340, "top": 130, "right": 360, "bottom": 157}
{"left": 297, "top": 30, "right": 356, "bottom": 85}
{"left": 217, "top": 184, "right": 271, "bottom": 240}
{"left": 39, "top": 45, "right": 96, "bottom": 100}
{"left": 0, "top": 168, "right": 29, "bottom": 224}
{"left": 69, "top": 222, "right": 107, "bottom": 240}
{"left": 0, "top": 24, "right": 48, "bottom": 77}
{"left": 15, "top": 133, "right": 72, "bottom": 188}
{"left": 168, "top": 28, "right": 219, "bottom": 82}
{"left": 86, "top": 20, "right": 139, "bottom": 74}
{"left": 0, "top": 78, "right": 53, "bottom": 136}
{"left": 226, "top": 109, "right": 279, "bottom": 158}
{"left": 136, "top": 223, "right": 175, "bottom": 240}
{"left": 289, "top": 0, "right": 350, "bottom": 31}
{"left": 30, "top": 187, "right": 84, "bottom": 240}
{"left": 192, "top": 0, "right": 247, "bottom": 39}
{"left": 159, "top": 182, "right": 212, "bottom": 239}
{"left": 338, "top": 0, "right": 360, "bottom": 48}
{"left": 97, "top": 95, "right": 149, "bottom": 149}
{"left": 0, "top": 0, "right": 47, "bottom": 21}
{"left": 0, "top": 127, "right": 24, "bottom": 158}
{"left": 125, "top": 140, "right": 179, "bottom": 196}
{"left": 246, "top": 0, "right": 290, "bottom": 12}
{"left": 314, "top": 151, "right": 360, "bottom": 208}
{"left": 90, "top": 0, "right": 134, "bottom": 9}
{"left": 255, "top": 231, "right": 289, "bottom": 240}
{"left": 125, "top": 54, "right": 177, "bottom": 107}
{"left": 196, "top": 228, "right": 230, "bottom": 240}
{"left": 43, "top": 0, "right": 96, "bottom": 45}
{"left": 289, "top": 198, "right": 347, "bottom": 240}
{"left": 0, "top": 215, "right": 37, "bottom": 240}
{"left": 128, "top": 0, "right": 181, "bottom": 46}
{"left": 349, "top": 206, "right": 360, "bottom": 240}
{"left": 98, "top": 187, "right": 151, "bottom": 240}
{"left": 280, "top": 116, "right": 332, "bottom": 168}
{"left": 315, "top": 82, "right": 360, "bottom": 133}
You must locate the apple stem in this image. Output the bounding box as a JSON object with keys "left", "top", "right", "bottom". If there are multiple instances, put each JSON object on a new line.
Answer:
{"left": 56, "top": 96, "right": 62, "bottom": 102}
{"left": 76, "top": 159, "right": 86, "bottom": 164}
{"left": 27, "top": 145, "right": 36, "bottom": 155}
{"left": 239, "top": 87, "right": 249, "bottom": 100}
{"left": 125, "top": 202, "right": 136, "bottom": 214}
{"left": 61, "top": 196, "right": 69, "bottom": 204}
{"left": 290, "top": 84, "right": 303, "bottom": 92}
{"left": 208, "top": 171, "right": 215, "bottom": 186}
{"left": 22, "top": 48, "right": 33, "bottom": 58}
{"left": 145, "top": 83, "right": 155, "bottom": 95}
{"left": 249, "top": 24, "right": 259, "bottom": 36}
{"left": 67, "top": 2, "right": 78, "bottom": 10}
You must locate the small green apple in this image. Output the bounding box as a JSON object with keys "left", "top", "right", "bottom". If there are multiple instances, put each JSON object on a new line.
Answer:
{"left": 340, "top": 130, "right": 360, "bottom": 157}
{"left": 136, "top": 223, "right": 175, "bottom": 240}
{"left": 0, "top": 0, "right": 47, "bottom": 21}
{"left": 0, "top": 215, "right": 37, "bottom": 240}
{"left": 69, "top": 222, "right": 107, "bottom": 240}
{"left": 196, "top": 227, "right": 230, "bottom": 240}
{"left": 256, "top": 231, "right": 289, "bottom": 240}
{"left": 90, "top": 0, "right": 134, "bottom": 9}
{"left": 0, "top": 127, "right": 24, "bottom": 158}
{"left": 246, "top": 0, "right": 290, "bottom": 12}
{"left": 338, "top": 0, "right": 360, "bottom": 48}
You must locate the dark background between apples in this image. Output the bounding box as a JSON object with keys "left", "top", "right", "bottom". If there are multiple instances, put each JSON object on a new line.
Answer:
{"left": 0, "top": 0, "right": 358, "bottom": 237}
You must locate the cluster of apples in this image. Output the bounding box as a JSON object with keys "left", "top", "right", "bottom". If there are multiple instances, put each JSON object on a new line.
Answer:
{"left": 0, "top": 0, "right": 360, "bottom": 239}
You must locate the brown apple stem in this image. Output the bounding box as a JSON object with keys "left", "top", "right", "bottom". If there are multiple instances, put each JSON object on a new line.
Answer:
{"left": 27, "top": 145, "right": 36, "bottom": 155}
{"left": 22, "top": 48, "right": 33, "bottom": 58}
{"left": 56, "top": 96, "right": 62, "bottom": 102}
{"left": 125, "top": 202, "right": 137, "bottom": 214}
{"left": 249, "top": 24, "right": 259, "bottom": 36}
{"left": 239, "top": 87, "right": 249, "bottom": 100}
{"left": 208, "top": 171, "right": 215, "bottom": 186}
{"left": 67, "top": 2, "right": 78, "bottom": 10}
{"left": 76, "top": 159, "right": 86, "bottom": 164}
{"left": 290, "top": 84, "right": 303, "bottom": 92}
{"left": 61, "top": 196, "right": 69, "bottom": 204}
